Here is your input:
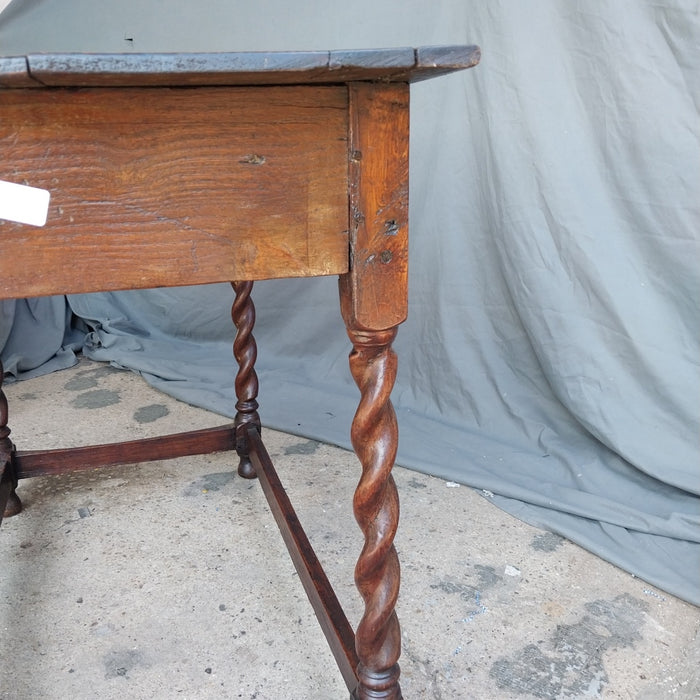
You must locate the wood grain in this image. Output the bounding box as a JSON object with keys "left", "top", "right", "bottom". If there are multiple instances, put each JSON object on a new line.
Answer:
{"left": 0, "top": 85, "right": 349, "bottom": 298}
{"left": 346, "top": 327, "right": 403, "bottom": 700}
{"left": 13, "top": 425, "right": 237, "bottom": 478}
{"left": 340, "top": 82, "right": 410, "bottom": 331}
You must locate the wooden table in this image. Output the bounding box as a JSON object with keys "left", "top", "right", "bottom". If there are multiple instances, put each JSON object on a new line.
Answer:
{"left": 0, "top": 46, "right": 479, "bottom": 699}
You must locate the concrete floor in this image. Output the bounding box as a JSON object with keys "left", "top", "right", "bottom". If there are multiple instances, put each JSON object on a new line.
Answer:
{"left": 1, "top": 357, "right": 698, "bottom": 699}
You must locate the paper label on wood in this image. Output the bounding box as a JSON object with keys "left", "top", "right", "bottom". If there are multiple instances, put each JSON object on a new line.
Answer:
{"left": 0, "top": 180, "right": 50, "bottom": 226}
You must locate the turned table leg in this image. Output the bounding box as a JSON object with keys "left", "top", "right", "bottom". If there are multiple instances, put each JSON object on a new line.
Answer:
{"left": 231, "top": 281, "right": 260, "bottom": 479}
{"left": 347, "top": 327, "right": 402, "bottom": 700}
{"left": 0, "top": 360, "right": 21, "bottom": 518}
{"left": 340, "top": 80, "right": 410, "bottom": 699}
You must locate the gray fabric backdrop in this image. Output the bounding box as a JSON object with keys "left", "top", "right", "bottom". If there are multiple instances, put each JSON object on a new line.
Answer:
{"left": 1, "top": 1, "right": 698, "bottom": 605}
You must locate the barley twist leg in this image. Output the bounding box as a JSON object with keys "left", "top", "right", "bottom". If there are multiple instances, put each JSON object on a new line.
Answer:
{"left": 1, "top": 359, "right": 21, "bottom": 517}
{"left": 348, "top": 327, "right": 402, "bottom": 700}
{"left": 231, "top": 281, "right": 260, "bottom": 479}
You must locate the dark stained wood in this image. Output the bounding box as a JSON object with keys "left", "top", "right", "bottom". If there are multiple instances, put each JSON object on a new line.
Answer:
{"left": 338, "top": 89, "right": 409, "bottom": 698}
{"left": 0, "top": 46, "right": 480, "bottom": 88}
{"left": 342, "top": 327, "right": 403, "bottom": 700}
{"left": 1, "top": 480, "right": 21, "bottom": 519}
{"left": 339, "top": 82, "right": 410, "bottom": 331}
{"left": 0, "top": 460, "right": 14, "bottom": 525}
{"left": 13, "top": 425, "right": 236, "bottom": 478}
{"left": 247, "top": 427, "right": 360, "bottom": 696}
{"left": 0, "top": 360, "right": 21, "bottom": 520}
{"left": 231, "top": 281, "right": 261, "bottom": 479}
{"left": 0, "top": 85, "right": 349, "bottom": 297}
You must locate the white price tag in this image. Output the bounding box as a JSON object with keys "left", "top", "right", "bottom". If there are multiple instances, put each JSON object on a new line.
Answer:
{"left": 0, "top": 179, "right": 51, "bottom": 227}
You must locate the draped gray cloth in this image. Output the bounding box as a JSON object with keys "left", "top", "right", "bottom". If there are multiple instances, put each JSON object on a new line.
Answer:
{"left": 1, "top": 0, "right": 698, "bottom": 605}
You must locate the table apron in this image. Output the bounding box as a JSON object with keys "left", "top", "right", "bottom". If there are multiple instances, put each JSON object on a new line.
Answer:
{"left": 0, "top": 85, "right": 351, "bottom": 298}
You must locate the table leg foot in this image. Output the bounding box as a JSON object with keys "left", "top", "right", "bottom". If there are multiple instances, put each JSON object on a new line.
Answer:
{"left": 1, "top": 361, "right": 21, "bottom": 518}
{"left": 347, "top": 327, "right": 403, "bottom": 700}
{"left": 2, "top": 488, "right": 22, "bottom": 518}
{"left": 231, "top": 281, "right": 261, "bottom": 479}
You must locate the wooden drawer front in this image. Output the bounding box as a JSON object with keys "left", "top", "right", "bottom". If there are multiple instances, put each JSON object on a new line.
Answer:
{"left": 0, "top": 85, "right": 349, "bottom": 298}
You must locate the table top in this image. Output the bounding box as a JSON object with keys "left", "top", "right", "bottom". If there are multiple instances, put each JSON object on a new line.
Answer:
{"left": 0, "top": 45, "right": 480, "bottom": 88}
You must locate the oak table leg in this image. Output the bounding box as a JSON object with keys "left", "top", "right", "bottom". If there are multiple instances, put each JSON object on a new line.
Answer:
{"left": 347, "top": 327, "right": 403, "bottom": 699}
{"left": 231, "top": 281, "right": 261, "bottom": 479}
{"left": 340, "top": 81, "right": 411, "bottom": 700}
{"left": 0, "top": 360, "right": 21, "bottom": 519}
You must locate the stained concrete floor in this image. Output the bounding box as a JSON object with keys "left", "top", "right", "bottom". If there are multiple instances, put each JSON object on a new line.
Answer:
{"left": 0, "top": 357, "right": 698, "bottom": 700}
